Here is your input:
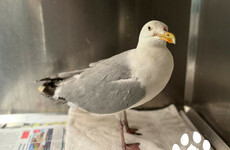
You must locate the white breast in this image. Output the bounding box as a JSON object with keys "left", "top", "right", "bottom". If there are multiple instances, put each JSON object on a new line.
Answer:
{"left": 128, "top": 47, "right": 174, "bottom": 108}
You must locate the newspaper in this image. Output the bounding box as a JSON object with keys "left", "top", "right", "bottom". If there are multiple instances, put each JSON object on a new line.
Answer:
{"left": 0, "top": 114, "right": 67, "bottom": 150}
{"left": 0, "top": 125, "right": 66, "bottom": 150}
{"left": 0, "top": 114, "right": 68, "bottom": 129}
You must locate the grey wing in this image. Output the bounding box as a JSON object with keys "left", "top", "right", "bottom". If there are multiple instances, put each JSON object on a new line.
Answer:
{"left": 55, "top": 55, "right": 145, "bottom": 114}
{"left": 89, "top": 59, "right": 106, "bottom": 67}
{"left": 37, "top": 70, "right": 84, "bottom": 82}
{"left": 38, "top": 57, "right": 108, "bottom": 82}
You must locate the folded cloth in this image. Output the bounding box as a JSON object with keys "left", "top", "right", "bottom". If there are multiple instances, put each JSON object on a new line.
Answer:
{"left": 65, "top": 105, "right": 204, "bottom": 150}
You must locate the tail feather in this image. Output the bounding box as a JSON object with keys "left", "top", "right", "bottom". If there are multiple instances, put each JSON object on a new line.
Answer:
{"left": 37, "top": 78, "right": 68, "bottom": 104}
{"left": 36, "top": 70, "right": 82, "bottom": 103}
{"left": 37, "top": 82, "right": 56, "bottom": 97}
{"left": 37, "top": 76, "right": 62, "bottom": 96}
{"left": 36, "top": 77, "right": 63, "bottom": 83}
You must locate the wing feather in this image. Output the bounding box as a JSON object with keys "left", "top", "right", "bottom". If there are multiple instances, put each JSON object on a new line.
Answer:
{"left": 54, "top": 51, "right": 146, "bottom": 114}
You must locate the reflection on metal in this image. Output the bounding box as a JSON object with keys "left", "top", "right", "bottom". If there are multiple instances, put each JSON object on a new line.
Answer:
{"left": 38, "top": 1, "right": 47, "bottom": 59}
{"left": 0, "top": 0, "right": 119, "bottom": 113}
{"left": 189, "top": 0, "right": 230, "bottom": 145}
{"left": 184, "top": 0, "right": 201, "bottom": 104}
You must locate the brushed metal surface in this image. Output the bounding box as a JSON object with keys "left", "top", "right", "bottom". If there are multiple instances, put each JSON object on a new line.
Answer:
{"left": 184, "top": 0, "right": 201, "bottom": 104}
{"left": 0, "top": 0, "right": 119, "bottom": 113}
{"left": 0, "top": 0, "right": 70, "bottom": 113}
{"left": 191, "top": 0, "right": 230, "bottom": 145}
{"left": 0, "top": 0, "right": 190, "bottom": 113}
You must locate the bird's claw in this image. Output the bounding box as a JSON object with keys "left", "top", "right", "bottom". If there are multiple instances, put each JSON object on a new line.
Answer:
{"left": 125, "top": 143, "right": 140, "bottom": 150}
{"left": 126, "top": 128, "right": 142, "bottom": 135}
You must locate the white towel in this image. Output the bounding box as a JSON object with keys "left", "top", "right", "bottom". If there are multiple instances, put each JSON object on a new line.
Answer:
{"left": 65, "top": 105, "right": 207, "bottom": 150}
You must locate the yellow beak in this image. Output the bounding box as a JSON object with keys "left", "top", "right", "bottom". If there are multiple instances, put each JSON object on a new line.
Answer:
{"left": 158, "top": 32, "right": 176, "bottom": 44}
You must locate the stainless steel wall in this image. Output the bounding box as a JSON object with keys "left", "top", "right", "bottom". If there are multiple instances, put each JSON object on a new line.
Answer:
{"left": 185, "top": 0, "right": 230, "bottom": 145}
{"left": 0, "top": 0, "right": 191, "bottom": 113}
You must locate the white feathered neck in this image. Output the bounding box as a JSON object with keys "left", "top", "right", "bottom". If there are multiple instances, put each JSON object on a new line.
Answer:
{"left": 129, "top": 42, "right": 173, "bottom": 88}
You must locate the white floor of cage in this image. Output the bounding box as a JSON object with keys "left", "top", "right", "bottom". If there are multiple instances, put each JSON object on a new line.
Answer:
{"left": 65, "top": 104, "right": 213, "bottom": 150}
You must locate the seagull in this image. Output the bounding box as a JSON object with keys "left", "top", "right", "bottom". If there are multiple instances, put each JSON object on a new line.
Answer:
{"left": 37, "top": 20, "right": 175, "bottom": 150}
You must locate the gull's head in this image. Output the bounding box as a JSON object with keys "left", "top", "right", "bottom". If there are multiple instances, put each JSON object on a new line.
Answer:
{"left": 138, "top": 20, "right": 176, "bottom": 47}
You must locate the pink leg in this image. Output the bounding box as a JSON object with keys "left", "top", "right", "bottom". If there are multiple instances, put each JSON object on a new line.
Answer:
{"left": 118, "top": 120, "right": 140, "bottom": 150}
{"left": 123, "top": 111, "right": 141, "bottom": 135}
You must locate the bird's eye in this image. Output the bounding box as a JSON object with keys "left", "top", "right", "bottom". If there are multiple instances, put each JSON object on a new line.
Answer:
{"left": 148, "top": 26, "right": 152, "bottom": 31}
{"left": 163, "top": 27, "right": 167, "bottom": 31}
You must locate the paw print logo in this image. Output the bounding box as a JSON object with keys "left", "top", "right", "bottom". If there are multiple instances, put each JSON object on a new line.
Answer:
{"left": 172, "top": 131, "right": 211, "bottom": 150}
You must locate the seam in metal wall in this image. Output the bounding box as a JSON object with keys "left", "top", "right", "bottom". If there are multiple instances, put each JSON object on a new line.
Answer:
{"left": 184, "top": 0, "right": 201, "bottom": 104}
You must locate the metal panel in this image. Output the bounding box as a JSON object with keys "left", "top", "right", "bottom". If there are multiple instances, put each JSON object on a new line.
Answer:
{"left": 184, "top": 0, "right": 201, "bottom": 104}
{"left": 0, "top": 0, "right": 191, "bottom": 113}
{"left": 0, "top": 0, "right": 70, "bottom": 113}
{"left": 189, "top": 0, "right": 230, "bottom": 145}
{"left": 0, "top": 0, "right": 119, "bottom": 113}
